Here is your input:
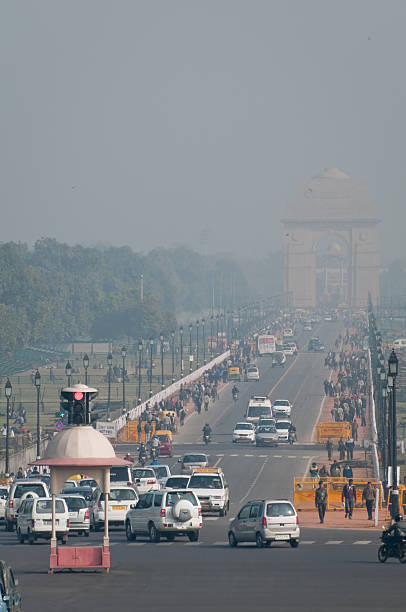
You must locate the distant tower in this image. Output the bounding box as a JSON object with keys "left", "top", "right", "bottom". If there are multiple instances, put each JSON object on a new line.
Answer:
{"left": 282, "top": 168, "right": 380, "bottom": 308}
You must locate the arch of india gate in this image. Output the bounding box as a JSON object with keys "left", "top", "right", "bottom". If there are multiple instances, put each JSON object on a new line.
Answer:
{"left": 282, "top": 168, "right": 380, "bottom": 309}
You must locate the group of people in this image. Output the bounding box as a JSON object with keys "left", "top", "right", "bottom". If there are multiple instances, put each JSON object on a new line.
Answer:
{"left": 315, "top": 479, "right": 377, "bottom": 523}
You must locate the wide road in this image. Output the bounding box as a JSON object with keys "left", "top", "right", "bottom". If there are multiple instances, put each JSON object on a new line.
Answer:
{"left": 3, "top": 322, "right": 404, "bottom": 611}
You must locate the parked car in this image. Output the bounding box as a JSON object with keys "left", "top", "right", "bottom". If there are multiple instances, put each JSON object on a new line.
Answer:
{"left": 255, "top": 425, "right": 279, "bottom": 447}
{"left": 59, "top": 494, "right": 90, "bottom": 536}
{"left": 228, "top": 499, "right": 300, "bottom": 548}
{"left": 179, "top": 454, "right": 209, "bottom": 474}
{"left": 125, "top": 489, "right": 202, "bottom": 543}
{"left": 16, "top": 497, "right": 69, "bottom": 544}
{"left": 0, "top": 560, "right": 21, "bottom": 612}
{"left": 90, "top": 486, "right": 138, "bottom": 531}
{"left": 5, "top": 480, "right": 50, "bottom": 532}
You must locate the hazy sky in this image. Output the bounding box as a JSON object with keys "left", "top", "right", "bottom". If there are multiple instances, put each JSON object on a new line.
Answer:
{"left": 1, "top": 1, "right": 405, "bottom": 260}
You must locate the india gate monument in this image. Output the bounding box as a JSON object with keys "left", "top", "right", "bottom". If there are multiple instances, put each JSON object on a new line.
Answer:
{"left": 282, "top": 168, "right": 380, "bottom": 308}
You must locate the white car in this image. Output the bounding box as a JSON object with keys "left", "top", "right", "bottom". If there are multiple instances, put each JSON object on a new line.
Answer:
{"left": 0, "top": 487, "right": 9, "bottom": 520}
{"left": 17, "top": 497, "right": 69, "bottom": 544}
{"left": 145, "top": 464, "right": 171, "bottom": 487}
{"left": 272, "top": 399, "right": 292, "bottom": 418}
{"left": 91, "top": 486, "right": 139, "bottom": 531}
{"left": 163, "top": 475, "right": 191, "bottom": 490}
{"left": 283, "top": 329, "right": 294, "bottom": 337}
{"left": 179, "top": 454, "right": 209, "bottom": 474}
{"left": 245, "top": 365, "right": 260, "bottom": 381}
{"left": 5, "top": 480, "right": 50, "bottom": 531}
{"left": 187, "top": 468, "right": 229, "bottom": 516}
{"left": 232, "top": 422, "right": 256, "bottom": 444}
{"left": 132, "top": 468, "right": 160, "bottom": 494}
{"left": 275, "top": 419, "right": 292, "bottom": 442}
{"left": 283, "top": 342, "right": 298, "bottom": 356}
{"left": 125, "top": 488, "right": 202, "bottom": 543}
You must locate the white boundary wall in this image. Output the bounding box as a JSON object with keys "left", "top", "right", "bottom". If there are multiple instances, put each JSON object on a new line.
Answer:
{"left": 368, "top": 348, "right": 380, "bottom": 480}
{"left": 97, "top": 350, "right": 230, "bottom": 437}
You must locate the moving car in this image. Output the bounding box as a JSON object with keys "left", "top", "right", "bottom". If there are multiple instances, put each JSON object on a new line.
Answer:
{"left": 283, "top": 342, "right": 298, "bottom": 356}
{"left": 245, "top": 365, "right": 259, "bottom": 382}
{"left": 132, "top": 468, "right": 160, "bottom": 494}
{"left": 308, "top": 337, "right": 325, "bottom": 352}
{"left": 283, "top": 328, "right": 294, "bottom": 337}
{"left": 272, "top": 399, "right": 292, "bottom": 418}
{"left": 179, "top": 454, "right": 209, "bottom": 474}
{"left": 271, "top": 352, "right": 286, "bottom": 367}
{"left": 125, "top": 489, "right": 202, "bottom": 543}
{"left": 5, "top": 480, "right": 50, "bottom": 532}
{"left": 275, "top": 419, "right": 291, "bottom": 442}
{"left": 110, "top": 466, "right": 133, "bottom": 487}
{"left": 228, "top": 499, "right": 300, "bottom": 548}
{"left": 16, "top": 497, "right": 69, "bottom": 544}
{"left": 232, "top": 422, "right": 256, "bottom": 444}
{"left": 163, "top": 476, "right": 190, "bottom": 490}
{"left": 257, "top": 417, "right": 276, "bottom": 428}
{"left": 255, "top": 425, "right": 278, "bottom": 447}
{"left": 187, "top": 468, "right": 229, "bottom": 516}
{"left": 145, "top": 464, "right": 171, "bottom": 487}
{"left": 59, "top": 494, "right": 90, "bottom": 536}
{"left": 245, "top": 396, "right": 273, "bottom": 424}
{"left": 79, "top": 478, "right": 98, "bottom": 492}
{"left": 154, "top": 432, "right": 173, "bottom": 457}
{"left": 90, "top": 486, "right": 138, "bottom": 531}
{"left": 61, "top": 486, "right": 94, "bottom": 503}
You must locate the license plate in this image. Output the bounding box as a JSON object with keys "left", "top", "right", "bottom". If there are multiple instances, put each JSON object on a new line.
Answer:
{"left": 240, "top": 435, "right": 247, "bottom": 438}
{"left": 112, "top": 505, "right": 125, "bottom": 510}
{"left": 275, "top": 534, "right": 289, "bottom": 540}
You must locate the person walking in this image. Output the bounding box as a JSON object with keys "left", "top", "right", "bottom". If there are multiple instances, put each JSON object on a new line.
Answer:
{"left": 345, "top": 437, "right": 355, "bottom": 461}
{"left": 326, "top": 438, "right": 333, "bottom": 461}
{"left": 338, "top": 437, "right": 346, "bottom": 461}
{"left": 351, "top": 420, "right": 358, "bottom": 441}
{"left": 144, "top": 421, "right": 151, "bottom": 442}
{"left": 315, "top": 481, "right": 328, "bottom": 524}
{"left": 362, "top": 482, "right": 376, "bottom": 520}
{"left": 342, "top": 478, "right": 357, "bottom": 519}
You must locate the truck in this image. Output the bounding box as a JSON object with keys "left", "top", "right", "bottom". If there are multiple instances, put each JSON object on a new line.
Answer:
{"left": 257, "top": 334, "right": 276, "bottom": 356}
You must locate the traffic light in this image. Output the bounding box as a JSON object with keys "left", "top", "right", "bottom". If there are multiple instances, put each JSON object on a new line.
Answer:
{"left": 60, "top": 384, "right": 98, "bottom": 426}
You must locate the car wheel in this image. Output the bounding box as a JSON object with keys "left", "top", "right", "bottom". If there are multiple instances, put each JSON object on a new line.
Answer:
{"left": 126, "top": 520, "right": 136, "bottom": 541}
{"left": 264, "top": 541, "right": 271, "bottom": 547}
{"left": 255, "top": 532, "right": 264, "bottom": 548}
{"left": 94, "top": 522, "right": 102, "bottom": 532}
{"left": 290, "top": 539, "right": 299, "bottom": 548}
{"left": 28, "top": 531, "right": 35, "bottom": 545}
{"left": 84, "top": 531, "right": 90, "bottom": 537}
{"left": 61, "top": 535, "right": 68, "bottom": 545}
{"left": 166, "top": 533, "right": 175, "bottom": 541}
{"left": 188, "top": 531, "right": 199, "bottom": 542}
{"left": 17, "top": 528, "right": 25, "bottom": 544}
{"left": 149, "top": 523, "right": 161, "bottom": 543}
{"left": 228, "top": 531, "right": 238, "bottom": 547}
{"left": 219, "top": 507, "right": 227, "bottom": 517}
{"left": 6, "top": 520, "right": 13, "bottom": 532}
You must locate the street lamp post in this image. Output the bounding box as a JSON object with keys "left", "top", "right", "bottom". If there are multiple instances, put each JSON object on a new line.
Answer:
{"left": 382, "top": 384, "right": 388, "bottom": 496}
{"left": 65, "top": 361, "right": 72, "bottom": 387}
{"left": 180, "top": 327, "right": 184, "bottom": 378}
{"left": 160, "top": 333, "right": 165, "bottom": 389}
{"left": 202, "top": 318, "right": 206, "bottom": 364}
{"left": 5, "top": 379, "right": 12, "bottom": 474}
{"left": 149, "top": 338, "right": 154, "bottom": 397}
{"left": 171, "top": 330, "right": 175, "bottom": 383}
{"left": 34, "top": 370, "right": 41, "bottom": 458}
{"left": 107, "top": 352, "right": 113, "bottom": 419}
{"left": 121, "top": 346, "right": 127, "bottom": 413}
{"left": 210, "top": 316, "right": 214, "bottom": 358}
{"left": 196, "top": 320, "right": 200, "bottom": 369}
{"left": 138, "top": 340, "right": 143, "bottom": 404}
{"left": 216, "top": 315, "right": 219, "bottom": 354}
{"left": 189, "top": 323, "right": 193, "bottom": 373}
{"left": 388, "top": 349, "right": 399, "bottom": 518}
{"left": 83, "top": 353, "right": 89, "bottom": 385}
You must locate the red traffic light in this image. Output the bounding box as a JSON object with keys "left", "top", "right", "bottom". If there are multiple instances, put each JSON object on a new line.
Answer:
{"left": 73, "top": 391, "right": 84, "bottom": 401}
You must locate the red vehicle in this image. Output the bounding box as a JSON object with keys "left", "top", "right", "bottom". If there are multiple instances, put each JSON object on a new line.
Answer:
{"left": 155, "top": 433, "right": 173, "bottom": 457}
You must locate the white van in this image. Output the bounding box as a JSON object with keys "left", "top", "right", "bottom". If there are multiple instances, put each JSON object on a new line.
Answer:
{"left": 246, "top": 396, "right": 273, "bottom": 424}
{"left": 393, "top": 339, "right": 406, "bottom": 350}
{"left": 16, "top": 497, "right": 69, "bottom": 544}
{"left": 245, "top": 365, "right": 260, "bottom": 381}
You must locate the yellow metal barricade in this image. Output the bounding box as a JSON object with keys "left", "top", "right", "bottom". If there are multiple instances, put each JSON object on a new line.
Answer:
{"left": 315, "top": 422, "right": 351, "bottom": 443}
{"left": 119, "top": 420, "right": 156, "bottom": 443}
{"left": 294, "top": 477, "right": 383, "bottom": 511}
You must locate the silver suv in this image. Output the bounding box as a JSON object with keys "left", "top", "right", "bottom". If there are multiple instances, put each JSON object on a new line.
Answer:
{"left": 5, "top": 480, "right": 50, "bottom": 532}
{"left": 228, "top": 499, "right": 300, "bottom": 548}
{"left": 125, "top": 489, "right": 202, "bottom": 543}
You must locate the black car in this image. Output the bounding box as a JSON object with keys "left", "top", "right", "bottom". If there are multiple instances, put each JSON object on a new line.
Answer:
{"left": 0, "top": 561, "right": 21, "bottom": 611}
{"left": 308, "top": 338, "right": 325, "bottom": 352}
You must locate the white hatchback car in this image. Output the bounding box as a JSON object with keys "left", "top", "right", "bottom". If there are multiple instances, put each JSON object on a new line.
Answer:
{"left": 91, "top": 486, "right": 139, "bottom": 531}
{"left": 132, "top": 468, "right": 160, "bottom": 494}
{"left": 17, "top": 497, "right": 69, "bottom": 544}
{"left": 125, "top": 489, "right": 202, "bottom": 543}
{"left": 275, "top": 419, "right": 291, "bottom": 442}
{"left": 245, "top": 366, "right": 260, "bottom": 382}
{"left": 232, "top": 422, "right": 256, "bottom": 444}
{"left": 272, "top": 399, "right": 292, "bottom": 418}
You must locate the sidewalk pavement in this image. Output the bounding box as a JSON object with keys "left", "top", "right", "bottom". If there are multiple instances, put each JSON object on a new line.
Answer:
{"left": 298, "top": 508, "right": 388, "bottom": 530}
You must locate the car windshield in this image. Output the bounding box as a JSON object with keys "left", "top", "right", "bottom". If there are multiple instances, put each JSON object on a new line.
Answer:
{"left": 157, "top": 435, "right": 169, "bottom": 443}
{"left": 188, "top": 475, "right": 222, "bottom": 489}
{"left": 80, "top": 480, "right": 97, "bottom": 488}
{"left": 0, "top": 489, "right": 8, "bottom": 499}
{"left": 274, "top": 401, "right": 289, "bottom": 406}
{"left": 151, "top": 467, "right": 168, "bottom": 479}
{"left": 275, "top": 422, "right": 290, "bottom": 430}
{"left": 36, "top": 500, "right": 65, "bottom": 514}
{"left": 266, "top": 502, "right": 295, "bottom": 517}
{"left": 247, "top": 406, "right": 271, "bottom": 418}
{"left": 63, "top": 488, "right": 93, "bottom": 500}
{"left": 133, "top": 469, "right": 155, "bottom": 479}
{"left": 235, "top": 423, "right": 252, "bottom": 430}
{"left": 110, "top": 467, "right": 130, "bottom": 482}
{"left": 100, "top": 489, "right": 137, "bottom": 501}
{"left": 166, "top": 491, "right": 198, "bottom": 506}
{"left": 165, "top": 477, "right": 189, "bottom": 488}
{"left": 183, "top": 455, "right": 207, "bottom": 463}
{"left": 247, "top": 368, "right": 258, "bottom": 373}
{"left": 63, "top": 497, "right": 87, "bottom": 511}
{"left": 258, "top": 426, "right": 277, "bottom": 433}
{"left": 13, "top": 484, "right": 46, "bottom": 498}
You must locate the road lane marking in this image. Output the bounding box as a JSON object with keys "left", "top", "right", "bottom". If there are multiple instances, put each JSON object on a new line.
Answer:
{"left": 259, "top": 455, "right": 267, "bottom": 458}
{"left": 204, "top": 517, "right": 219, "bottom": 521}
{"left": 239, "top": 458, "right": 269, "bottom": 504}
{"left": 185, "top": 542, "right": 201, "bottom": 545}
{"left": 287, "top": 455, "right": 296, "bottom": 459}
{"left": 213, "top": 541, "right": 228, "bottom": 546}
{"left": 215, "top": 454, "right": 225, "bottom": 457}
{"left": 244, "top": 454, "right": 254, "bottom": 457}
{"left": 325, "top": 541, "right": 343, "bottom": 545}
{"left": 302, "top": 456, "right": 311, "bottom": 459}
{"left": 353, "top": 540, "right": 372, "bottom": 545}
{"left": 229, "top": 454, "right": 238, "bottom": 457}
{"left": 273, "top": 455, "right": 282, "bottom": 458}
{"left": 213, "top": 457, "right": 223, "bottom": 468}
{"left": 301, "top": 541, "right": 315, "bottom": 545}
{"left": 127, "top": 542, "right": 146, "bottom": 546}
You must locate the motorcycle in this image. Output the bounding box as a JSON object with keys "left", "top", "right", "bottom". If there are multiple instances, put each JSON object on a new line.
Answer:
{"left": 203, "top": 432, "right": 211, "bottom": 445}
{"left": 288, "top": 431, "right": 297, "bottom": 445}
{"left": 138, "top": 452, "right": 147, "bottom": 467}
{"left": 232, "top": 391, "right": 239, "bottom": 402}
{"left": 150, "top": 447, "right": 159, "bottom": 461}
{"left": 378, "top": 530, "right": 406, "bottom": 563}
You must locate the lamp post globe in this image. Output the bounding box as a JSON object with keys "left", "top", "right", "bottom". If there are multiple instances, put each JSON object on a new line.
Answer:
{"left": 83, "top": 353, "right": 90, "bottom": 385}
{"left": 65, "top": 361, "right": 72, "bottom": 387}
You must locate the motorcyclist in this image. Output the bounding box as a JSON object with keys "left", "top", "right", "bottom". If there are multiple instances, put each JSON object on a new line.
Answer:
{"left": 138, "top": 443, "right": 147, "bottom": 464}
{"left": 202, "top": 423, "right": 212, "bottom": 439}
{"left": 384, "top": 513, "right": 406, "bottom": 547}
{"left": 124, "top": 453, "right": 134, "bottom": 463}
{"left": 232, "top": 385, "right": 239, "bottom": 398}
{"left": 288, "top": 423, "right": 297, "bottom": 443}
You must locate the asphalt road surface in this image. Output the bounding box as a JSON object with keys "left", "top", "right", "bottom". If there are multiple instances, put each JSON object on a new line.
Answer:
{"left": 2, "top": 322, "right": 404, "bottom": 611}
